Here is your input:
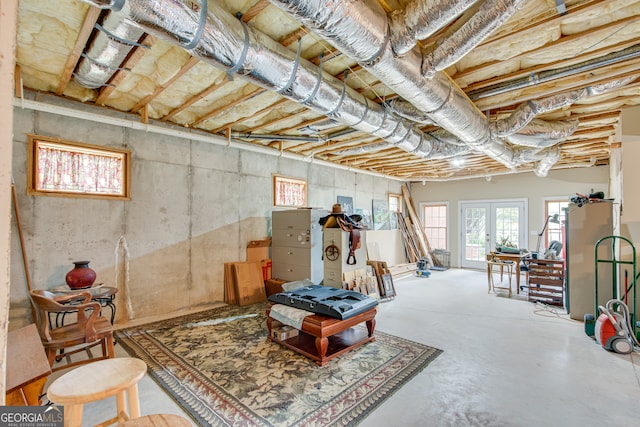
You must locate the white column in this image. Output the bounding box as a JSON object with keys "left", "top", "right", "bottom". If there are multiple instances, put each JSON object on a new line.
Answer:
{"left": 0, "top": 0, "right": 18, "bottom": 404}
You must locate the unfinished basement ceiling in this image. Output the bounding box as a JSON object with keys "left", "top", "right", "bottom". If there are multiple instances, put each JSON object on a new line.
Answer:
{"left": 14, "top": 0, "right": 640, "bottom": 181}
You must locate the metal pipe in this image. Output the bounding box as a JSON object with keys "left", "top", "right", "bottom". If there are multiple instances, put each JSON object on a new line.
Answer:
{"left": 469, "top": 44, "right": 640, "bottom": 100}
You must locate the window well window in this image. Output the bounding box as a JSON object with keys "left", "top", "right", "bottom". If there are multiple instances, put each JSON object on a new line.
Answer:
{"left": 27, "top": 134, "right": 131, "bottom": 199}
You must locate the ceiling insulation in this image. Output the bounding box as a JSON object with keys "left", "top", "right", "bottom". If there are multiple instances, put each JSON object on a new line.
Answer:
{"left": 13, "top": 0, "right": 640, "bottom": 181}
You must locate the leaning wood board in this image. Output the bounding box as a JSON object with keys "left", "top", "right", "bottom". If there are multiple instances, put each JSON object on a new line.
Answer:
{"left": 233, "top": 262, "right": 267, "bottom": 306}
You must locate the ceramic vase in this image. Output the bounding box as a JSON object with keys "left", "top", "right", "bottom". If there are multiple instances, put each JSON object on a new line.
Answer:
{"left": 65, "top": 261, "right": 97, "bottom": 289}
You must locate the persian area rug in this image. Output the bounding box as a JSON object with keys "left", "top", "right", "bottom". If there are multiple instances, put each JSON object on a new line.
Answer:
{"left": 115, "top": 303, "right": 442, "bottom": 427}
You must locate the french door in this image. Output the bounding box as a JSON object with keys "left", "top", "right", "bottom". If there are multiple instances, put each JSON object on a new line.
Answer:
{"left": 460, "top": 200, "right": 527, "bottom": 269}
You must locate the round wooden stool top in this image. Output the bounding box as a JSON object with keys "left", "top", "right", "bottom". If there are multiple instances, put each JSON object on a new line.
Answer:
{"left": 119, "top": 414, "right": 193, "bottom": 426}
{"left": 47, "top": 357, "right": 147, "bottom": 405}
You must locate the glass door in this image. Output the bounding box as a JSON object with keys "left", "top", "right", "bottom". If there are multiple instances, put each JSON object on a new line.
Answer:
{"left": 460, "top": 200, "right": 526, "bottom": 269}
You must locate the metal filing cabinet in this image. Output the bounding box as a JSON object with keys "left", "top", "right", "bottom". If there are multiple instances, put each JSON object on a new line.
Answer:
{"left": 272, "top": 209, "right": 327, "bottom": 284}
{"left": 323, "top": 228, "right": 367, "bottom": 288}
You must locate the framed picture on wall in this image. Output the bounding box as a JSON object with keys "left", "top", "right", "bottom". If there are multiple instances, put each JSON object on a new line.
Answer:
{"left": 372, "top": 199, "right": 390, "bottom": 230}
{"left": 273, "top": 174, "right": 307, "bottom": 207}
{"left": 337, "top": 196, "right": 353, "bottom": 214}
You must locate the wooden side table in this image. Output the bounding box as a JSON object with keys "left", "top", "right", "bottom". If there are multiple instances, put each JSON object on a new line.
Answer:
{"left": 47, "top": 357, "right": 146, "bottom": 427}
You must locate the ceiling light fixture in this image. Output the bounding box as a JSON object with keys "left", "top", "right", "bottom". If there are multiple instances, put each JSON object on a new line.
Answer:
{"left": 450, "top": 157, "right": 466, "bottom": 168}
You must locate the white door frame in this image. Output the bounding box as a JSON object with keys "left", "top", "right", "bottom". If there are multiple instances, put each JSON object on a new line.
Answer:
{"left": 459, "top": 198, "right": 528, "bottom": 269}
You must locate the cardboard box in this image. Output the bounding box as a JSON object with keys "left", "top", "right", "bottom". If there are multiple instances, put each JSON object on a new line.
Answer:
{"left": 271, "top": 325, "right": 299, "bottom": 341}
{"left": 246, "top": 239, "right": 271, "bottom": 262}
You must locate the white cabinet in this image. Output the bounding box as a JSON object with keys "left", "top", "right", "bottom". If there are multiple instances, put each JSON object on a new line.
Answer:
{"left": 271, "top": 209, "right": 327, "bottom": 284}
{"left": 323, "top": 228, "right": 367, "bottom": 288}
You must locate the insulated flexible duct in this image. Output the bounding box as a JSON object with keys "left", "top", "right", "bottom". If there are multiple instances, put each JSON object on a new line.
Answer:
{"left": 81, "top": 0, "right": 564, "bottom": 175}
{"left": 421, "top": 0, "right": 526, "bottom": 78}
{"left": 75, "top": 8, "right": 146, "bottom": 88}
{"left": 268, "top": 0, "right": 536, "bottom": 170}
{"left": 78, "top": 0, "right": 442, "bottom": 159}
{"left": 389, "top": 0, "right": 478, "bottom": 56}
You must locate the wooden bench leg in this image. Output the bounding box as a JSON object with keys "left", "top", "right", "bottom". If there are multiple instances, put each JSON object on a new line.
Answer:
{"left": 366, "top": 318, "right": 376, "bottom": 337}
{"left": 315, "top": 336, "right": 329, "bottom": 361}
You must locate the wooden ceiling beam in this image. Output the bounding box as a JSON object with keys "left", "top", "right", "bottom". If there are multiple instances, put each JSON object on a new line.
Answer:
{"left": 241, "top": 0, "right": 270, "bottom": 23}
{"left": 460, "top": 38, "right": 640, "bottom": 93}
{"left": 211, "top": 98, "right": 291, "bottom": 133}
{"left": 479, "top": 0, "right": 619, "bottom": 50}
{"left": 55, "top": 6, "right": 101, "bottom": 95}
{"left": 96, "top": 34, "right": 155, "bottom": 106}
{"left": 456, "top": 14, "right": 640, "bottom": 84}
{"left": 131, "top": 56, "right": 200, "bottom": 114}
{"left": 161, "top": 77, "right": 230, "bottom": 122}
{"left": 192, "top": 88, "right": 266, "bottom": 127}
{"left": 475, "top": 64, "right": 640, "bottom": 111}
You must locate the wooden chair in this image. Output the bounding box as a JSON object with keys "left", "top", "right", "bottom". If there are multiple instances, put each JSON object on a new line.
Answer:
{"left": 29, "top": 289, "right": 115, "bottom": 372}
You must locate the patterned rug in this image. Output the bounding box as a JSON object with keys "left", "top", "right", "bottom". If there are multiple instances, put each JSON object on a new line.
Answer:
{"left": 116, "top": 303, "right": 442, "bottom": 427}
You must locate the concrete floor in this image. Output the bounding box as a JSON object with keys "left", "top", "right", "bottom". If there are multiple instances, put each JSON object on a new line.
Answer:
{"left": 45, "top": 268, "right": 640, "bottom": 426}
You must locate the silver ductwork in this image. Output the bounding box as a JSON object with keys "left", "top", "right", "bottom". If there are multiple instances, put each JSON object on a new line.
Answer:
{"left": 506, "top": 119, "right": 579, "bottom": 148}
{"left": 79, "top": 0, "right": 567, "bottom": 176}
{"left": 78, "top": 0, "right": 456, "bottom": 161}
{"left": 421, "top": 0, "right": 526, "bottom": 78}
{"left": 389, "top": 0, "right": 478, "bottom": 56}
{"left": 75, "top": 6, "right": 146, "bottom": 88}
{"left": 386, "top": 98, "right": 435, "bottom": 125}
{"left": 514, "top": 145, "right": 560, "bottom": 177}
{"left": 268, "top": 0, "right": 558, "bottom": 172}
{"left": 491, "top": 77, "right": 635, "bottom": 136}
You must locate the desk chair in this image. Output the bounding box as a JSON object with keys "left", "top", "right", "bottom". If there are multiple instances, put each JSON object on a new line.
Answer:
{"left": 487, "top": 259, "right": 513, "bottom": 297}
{"left": 30, "top": 289, "right": 115, "bottom": 372}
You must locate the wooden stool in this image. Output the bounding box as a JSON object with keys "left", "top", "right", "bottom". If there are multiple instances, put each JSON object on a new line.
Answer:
{"left": 118, "top": 414, "right": 192, "bottom": 426}
{"left": 47, "top": 357, "right": 146, "bottom": 427}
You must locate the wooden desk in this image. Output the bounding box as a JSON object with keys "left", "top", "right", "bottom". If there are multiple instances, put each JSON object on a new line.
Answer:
{"left": 486, "top": 252, "right": 530, "bottom": 294}
{"left": 266, "top": 306, "right": 376, "bottom": 366}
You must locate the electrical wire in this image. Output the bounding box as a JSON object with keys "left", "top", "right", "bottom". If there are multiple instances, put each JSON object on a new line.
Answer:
{"left": 532, "top": 300, "right": 580, "bottom": 322}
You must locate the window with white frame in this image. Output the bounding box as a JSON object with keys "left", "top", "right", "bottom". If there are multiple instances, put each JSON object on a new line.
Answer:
{"left": 422, "top": 203, "right": 448, "bottom": 250}
{"left": 544, "top": 199, "right": 568, "bottom": 250}
{"left": 388, "top": 193, "right": 402, "bottom": 229}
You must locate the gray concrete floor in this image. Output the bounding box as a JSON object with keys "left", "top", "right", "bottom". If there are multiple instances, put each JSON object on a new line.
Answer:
{"left": 45, "top": 268, "right": 640, "bottom": 426}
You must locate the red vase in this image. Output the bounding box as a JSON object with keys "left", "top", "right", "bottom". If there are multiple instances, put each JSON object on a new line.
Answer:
{"left": 65, "top": 261, "right": 97, "bottom": 289}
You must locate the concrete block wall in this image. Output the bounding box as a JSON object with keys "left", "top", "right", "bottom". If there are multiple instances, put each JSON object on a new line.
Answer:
{"left": 9, "top": 94, "right": 402, "bottom": 327}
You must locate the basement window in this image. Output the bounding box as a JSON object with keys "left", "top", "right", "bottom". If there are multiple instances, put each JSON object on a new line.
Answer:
{"left": 27, "top": 134, "right": 131, "bottom": 199}
{"left": 273, "top": 174, "right": 307, "bottom": 207}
